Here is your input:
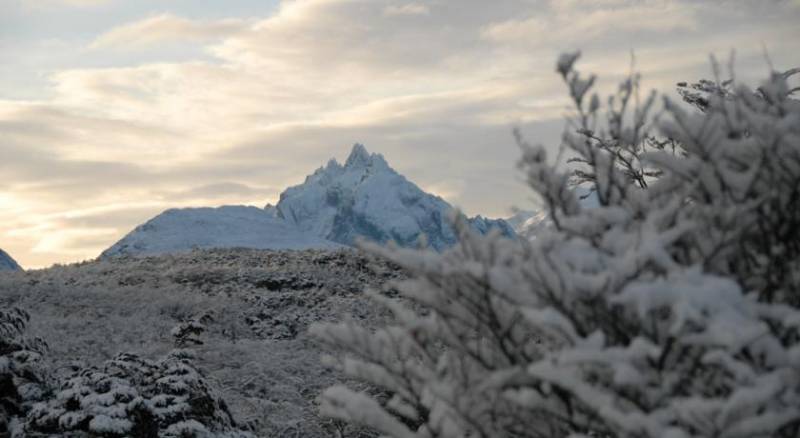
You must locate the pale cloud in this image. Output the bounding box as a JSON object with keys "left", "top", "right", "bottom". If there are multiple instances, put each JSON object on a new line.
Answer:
{"left": 61, "top": 0, "right": 108, "bottom": 5}
{"left": 91, "top": 14, "right": 251, "bottom": 49}
{"left": 482, "top": 1, "right": 698, "bottom": 44}
{"left": 2, "top": 0, "right": 799, "bottom": 268}
{"left": 17, "top": 0, "right": 111, "bottom": 11}
{"left": 384, "top": 3, "right": 430, "bottom": 16}
{"left": 30, "top": 0, "right": 109, "bottom": 6}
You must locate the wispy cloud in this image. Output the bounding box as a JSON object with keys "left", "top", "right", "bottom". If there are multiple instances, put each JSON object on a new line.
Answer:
{"left": 384, "top": 3, "right": 430, "bottom": 16}
{"left": 91, "top": 14, "right": 251, "bottom": 49}
{"left": 2, "top": 0, "right": 799, "bottom": 268}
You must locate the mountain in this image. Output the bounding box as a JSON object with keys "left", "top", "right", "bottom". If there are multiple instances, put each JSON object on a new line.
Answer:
{"left": 102, "top": 144, "right": 514, "bottom": 258}
{"left": 274, "top": 144, "right": 515, "bottom": 251}
{"left": 506, "top": 209, "right": 550, "bottom": 239}
{"left": 101, "top": 206, "right": 342, "bottom": 258}
{"left": 0, "top": 248, "right": 22, "bottom": 271}
{"left": 507, "top": 187, "right": 600, "bottom": 239}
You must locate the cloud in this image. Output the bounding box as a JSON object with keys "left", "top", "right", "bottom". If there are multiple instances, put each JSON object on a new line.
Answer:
{"left": 384, "top": 3, "right": 430, "bottom": 16}
{"left": 2, "top": 0, "right": 799, "bottom": 268}
{"left": 162, "top": 182, "right": 275, "bottom": 203}
{"left": 482, "top": 2, "right": 697, "bottom": 44}
{"left": 61, "top": 0, "right": 109, "bottom": 5}
{"left": 91, "top": 14, "right": 251, "bottom": 49}
{"left": 16, "top": 0, "right": 110, "bottom": 11}
{"left": 32, "top": 0, "right": 108, "bottom": 5}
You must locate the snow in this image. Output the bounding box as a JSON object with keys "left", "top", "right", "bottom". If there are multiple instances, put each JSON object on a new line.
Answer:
{"left": 101, "top": 144, "right": 514, "bottom": 258}
{"left": 309, "top": 55, "right": 800, "bottom": 437}
{"left": 0, "top": 248, "right": 22, "bottom": 271}
{"left": 506, "top": 187, "right": 598, "bottom": 239}
{"left": 0, "top": 248, "right": 402, "bottom": 437}
{"left": 101, "top": 205, "right": 342, "bottom": 258}
{"left": 276, "top": 143, "right": 515, "bottom": 250}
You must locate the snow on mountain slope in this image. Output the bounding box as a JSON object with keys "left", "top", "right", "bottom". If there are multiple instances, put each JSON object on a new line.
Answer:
{"left": 507, "top": 187, "right": 599, "bottom": 239}
{"left": 275, "top": 144, "right": 515, "bottom": 251}
{"left": 506, "top": 209, "right": 550, "bottom": 239}
{"left": 0, "top": 248, "right": 22, "bottom": 271}
{"left": 102, "top": 144, "right": 514, "bottom": 258}
{"left": 101, "top": 206, "right": 342, "bottom": 258}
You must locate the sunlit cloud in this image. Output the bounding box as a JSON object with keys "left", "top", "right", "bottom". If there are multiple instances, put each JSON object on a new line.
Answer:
{"left": 22, "top": 0, "right": 110, "bottom": 8}
{"left": 384, "top": 3, "right": 430, "bottom": 16}
{"left": 1, "top": 0, "right": 799, "bottom": 268}
{"left": 91, "top": 14, "right": 252, "bottom": 50}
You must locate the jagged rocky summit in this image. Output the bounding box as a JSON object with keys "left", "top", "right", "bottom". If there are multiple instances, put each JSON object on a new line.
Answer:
{"left": 102, "top": 144, "right": 515, "bottom": 258}
{"left": 0, "top": 248, "right": 22, "bottom": 271}
{"left": 274, "top": 144, "right": 515, "bottom": 251}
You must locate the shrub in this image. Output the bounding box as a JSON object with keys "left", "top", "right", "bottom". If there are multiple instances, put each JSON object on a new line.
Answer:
{"left": 312, "top": 53, "right": 800, "bottom": 437}
{"left": 0, "top": 308, "right": 48, "bottom": 436}
{"left": 25, "top": 350, "right": 252, "bottom": 437}
{"left": 0, "top": 305, "right": 251, "bottom": 438}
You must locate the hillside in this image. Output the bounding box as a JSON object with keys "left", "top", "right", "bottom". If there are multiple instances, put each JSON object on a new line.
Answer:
{"left": 0, "top": 248, "right": 401, "bottom": 437}
{"left": 0, "top": 248, "right": 22, "bottom": 271}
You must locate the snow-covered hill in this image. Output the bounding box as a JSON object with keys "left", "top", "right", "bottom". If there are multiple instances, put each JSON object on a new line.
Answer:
{"left": 0, "top": 248, "right": 22, "bottom": 271}
{"left": 101, "top": 206, "right": 342, "bottom": 258}
{"left": 275, "top": 144, "right": 515, "bottom": 250}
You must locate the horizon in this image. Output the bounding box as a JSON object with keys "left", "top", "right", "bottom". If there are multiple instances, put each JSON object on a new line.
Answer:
{"left": 2, "top": 0, "right": 799, "bottom": 268}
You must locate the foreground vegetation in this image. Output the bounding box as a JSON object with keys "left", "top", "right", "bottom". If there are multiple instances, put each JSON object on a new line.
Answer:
{"left": 1, "top": 249, "right": 401, "bottom": 437}
{"left": 313, "top": 54, "right": 800, "bottom": 437}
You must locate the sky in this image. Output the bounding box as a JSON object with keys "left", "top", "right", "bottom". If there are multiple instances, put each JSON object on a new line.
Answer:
{"left": 1, "top": 0, "right": 799, "bottom": 269}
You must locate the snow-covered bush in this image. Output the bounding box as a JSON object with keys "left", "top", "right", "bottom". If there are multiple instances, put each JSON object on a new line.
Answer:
{"left": 1, "top": 300, "right": 251, "bottom": 436}
{"left": 172, "top": 312, "right": 215, "bottom": 348}
{"left": 25, "top": 350, "right": 251, "bottom": 437}
{"left": 312, "top": 53, "right": 800, "bottom": 437}
{"left": 0, "top": 308, "right": 47, "bottom": 435}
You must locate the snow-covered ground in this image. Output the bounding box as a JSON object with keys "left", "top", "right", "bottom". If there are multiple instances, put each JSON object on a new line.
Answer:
{"left": 0, "top": 248, "right": 401, "bottom": 437}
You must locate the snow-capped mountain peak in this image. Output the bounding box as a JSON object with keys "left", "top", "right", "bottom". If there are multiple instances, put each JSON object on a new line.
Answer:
{"left": 344, "top": 143, "right": 379, "bottom": 168}
{"left": 276, "top": 144, "right": 515, "bottom": 250}
{"left": 102, "top": 144, "right": 515, "bottom": 258}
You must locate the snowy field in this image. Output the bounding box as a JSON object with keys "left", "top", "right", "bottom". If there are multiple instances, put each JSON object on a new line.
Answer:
{"left": 0, "top": 248, "right": 402, "bottom": 437}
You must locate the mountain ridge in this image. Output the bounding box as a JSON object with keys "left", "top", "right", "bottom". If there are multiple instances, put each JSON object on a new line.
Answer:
{"left": 102, "top": 144, "right": 515, "bottom": 258}
{"left": 101, "top": 205, "right": 343, "bottom": 258}
{"left": 0, "top": 248, "right": 22, "bottom": 271}
{"left": 274, "top": 144, "right": 515, "bottom": 250}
